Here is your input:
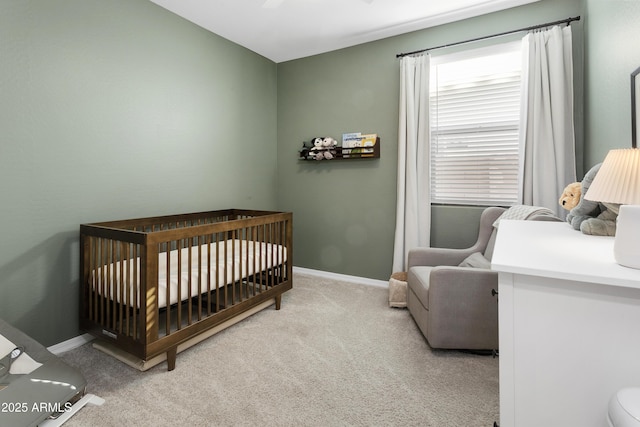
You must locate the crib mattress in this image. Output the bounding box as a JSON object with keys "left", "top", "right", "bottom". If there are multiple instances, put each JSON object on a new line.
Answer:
{"left": 91, "top": 239, "right": 286, "bottom": 309}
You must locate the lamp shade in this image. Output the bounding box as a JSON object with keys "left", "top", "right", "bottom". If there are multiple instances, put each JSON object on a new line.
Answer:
{"left": 584, "top": 148, "right": 640, "bottom": 204}
{"left": 583, "top": 148, "right": 640, "bottom": 269}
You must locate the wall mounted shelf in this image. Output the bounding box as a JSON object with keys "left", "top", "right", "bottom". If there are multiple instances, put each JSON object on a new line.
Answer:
{"left": 299, "top": 137, "right": 380, "bottom": 161}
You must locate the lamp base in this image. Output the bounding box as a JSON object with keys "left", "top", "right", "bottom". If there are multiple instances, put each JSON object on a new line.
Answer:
{"left": 614, "top": 205, "right": 640, "bottom": 269}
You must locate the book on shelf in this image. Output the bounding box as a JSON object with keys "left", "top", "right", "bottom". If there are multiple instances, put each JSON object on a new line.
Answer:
{"left": 341, "top": 132, "right": 362, "bottom": 158}
{"left": 360, "top": 133, "right": 377, "bottom": 157}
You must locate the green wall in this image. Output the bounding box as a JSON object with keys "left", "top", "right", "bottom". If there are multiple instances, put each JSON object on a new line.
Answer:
{"left": 583, "top": 0, "right": 640, "bottom": 167}
{"left": 3, "top": 0, "right": 638, "bottom": 345}
{"left": 277, "top": 0, "right": 583, "bottom": 281}
{"left": 0, "top": 0, "right": 277, "bottom": 345}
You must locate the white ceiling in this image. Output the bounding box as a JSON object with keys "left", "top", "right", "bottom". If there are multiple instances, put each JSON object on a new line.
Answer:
{"left": 149, "top": 0, "right": 540, "bottom": 63}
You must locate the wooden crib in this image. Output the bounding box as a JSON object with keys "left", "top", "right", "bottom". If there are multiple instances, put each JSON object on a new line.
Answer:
{"left": 79, "top": 209, "right": 292, "bottom": 371}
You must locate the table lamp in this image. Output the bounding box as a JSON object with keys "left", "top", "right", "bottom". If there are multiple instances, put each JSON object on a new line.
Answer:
{"left": 584, "top": 148, "right": 640, "bottom": 269}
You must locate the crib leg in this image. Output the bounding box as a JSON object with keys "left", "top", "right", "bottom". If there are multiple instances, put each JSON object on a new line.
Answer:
{"left": 167, "top": 346, "right": 177, "bottom": 371}
{"left": 275, "top": 295, "right": 282, "bottom": 310}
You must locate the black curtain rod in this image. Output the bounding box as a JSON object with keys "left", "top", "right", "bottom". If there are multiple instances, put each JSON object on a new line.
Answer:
{"left": 396, "top": 15, "right": 581, "bottom": 58}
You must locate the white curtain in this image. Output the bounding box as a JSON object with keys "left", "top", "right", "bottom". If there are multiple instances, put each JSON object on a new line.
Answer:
{"left": 519, "top": 25, "right": 576, "bottom": 216}
{"left": 392, "top": 55, "right": 431, "bottom": 273}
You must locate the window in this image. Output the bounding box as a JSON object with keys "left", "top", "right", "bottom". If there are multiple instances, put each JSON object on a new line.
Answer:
{"left": 430, "top": 42, "right": 522, "bottom": 206}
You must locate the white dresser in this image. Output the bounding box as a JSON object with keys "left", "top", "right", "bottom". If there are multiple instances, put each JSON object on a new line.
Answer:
{"left": 492, "top": 220, "right": 640, "bottom": 427}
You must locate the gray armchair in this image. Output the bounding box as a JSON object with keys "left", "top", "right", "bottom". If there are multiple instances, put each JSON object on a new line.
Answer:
{"left": 407, "top": 206, "right": 560, "bottom": 351}
{"left": 407, "top": 207, "right": 505, "bottom": 351}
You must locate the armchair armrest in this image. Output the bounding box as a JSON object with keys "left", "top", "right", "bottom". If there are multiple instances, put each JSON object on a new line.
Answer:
{"left": 428, "top": 266, "right": 498, "bottom": 300}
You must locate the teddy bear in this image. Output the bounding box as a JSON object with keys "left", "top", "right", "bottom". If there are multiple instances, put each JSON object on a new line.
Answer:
{"left": 320, "top": 137, "right": 338, "bottom": 159}
{"left": 563, "top": 163, "right": 619, "bottom": 236}
{"left": 559, "top": 181, "right": 582, "bottom": 211}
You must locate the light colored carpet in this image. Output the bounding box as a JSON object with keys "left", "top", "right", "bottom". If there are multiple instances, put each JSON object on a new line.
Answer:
{"left": 60, "top": 273, "right": 499, "bottom": 426}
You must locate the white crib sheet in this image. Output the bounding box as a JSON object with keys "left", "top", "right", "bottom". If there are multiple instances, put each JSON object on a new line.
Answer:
{"left": 91, "top": 239, "right": 286, "bottom": 309}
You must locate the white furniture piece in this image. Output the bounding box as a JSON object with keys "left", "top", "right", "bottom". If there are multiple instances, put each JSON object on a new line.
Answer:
{"left": 492, "top": 220, "right": 640, "bottom": 427}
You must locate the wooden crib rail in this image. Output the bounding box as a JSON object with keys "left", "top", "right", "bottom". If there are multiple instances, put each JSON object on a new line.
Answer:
{"left": 83, "top": 209, "right": 283, "bottom": 232}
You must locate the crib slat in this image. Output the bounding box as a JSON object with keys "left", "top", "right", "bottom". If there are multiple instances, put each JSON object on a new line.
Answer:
{"left": 231, "top": 231, "right": 236, "bottom": 305}
{"left": 279, "top": 220, "right": 284, "bottom": 283}
{"left": 118, "top": 242, "right": 124, "bottom": 334}
{"left": 213, "top": 233, "right": 218, "bottom": 312}
{"left": 166, "top": 242, "right": 171, "bottom": 336}
{"left": 89, "top": 237, "right": 96, "bottom": 322}
{"left": 251, "top": 227, "right": 257, "bottom": 296}
{"left": 100, "top": 238, "right": 107, "bottom": 326}
{"left": 133, "top": 244, "right": 139, "bottom": 341}
{"left": 258, "top": 225, "right": 264, "bottom": 290}
{"left": 123, "top": 243, "right": 130, "bottom": 336}
{"left": 268, "top": 223, "right": 274, "bottom": 288}
{"left": 197, "top": 235, "right": 203, "bottom": 321}
{"left": 238, "top": 231, "right": 243, "bottom": 303}
{"left": 223, "top": 232, "right": 229, "bottom": 308}
{"left": 266, "top": 223, "right": 272, "bottom": 289}
{"left": 142, "top": 242, "right": 160, "bottom": 345}
{"left": 111, "top": 240, "right": 117, "bottom": 331}
{"left": 206, "top": 236, "right": 212, "bottom": 316}
{"left": 187, "top": 237, "right": 193, "bottom": 325}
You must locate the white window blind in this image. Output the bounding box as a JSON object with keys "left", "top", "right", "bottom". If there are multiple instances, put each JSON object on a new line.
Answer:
{"left": 430, "top": 43, "right": 522, "bottom": 206}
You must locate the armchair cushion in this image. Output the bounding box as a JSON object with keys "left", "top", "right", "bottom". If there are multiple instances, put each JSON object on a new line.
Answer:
{"left": 458, "top": 252, "right": 491, "bottom": 269}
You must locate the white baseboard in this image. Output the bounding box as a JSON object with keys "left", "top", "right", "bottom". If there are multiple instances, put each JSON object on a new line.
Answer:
{"left": 47, "top": 268, "right": 386, "bottom": 354}
{"left": 48, "top": 333, "right": 94, "bottom": 355}
{"left": 293, "top": 266, "right": 388, "bottom": 288}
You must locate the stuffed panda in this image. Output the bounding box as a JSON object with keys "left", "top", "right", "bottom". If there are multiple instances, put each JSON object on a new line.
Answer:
{"left": 319, "top": 137, "right": 338, "bottom": 160}
{"left": 306, "top": 136, "right": 337, "bottom": 160}
{"left": 299, "top": 138, "right": 320, "bottom": 160}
